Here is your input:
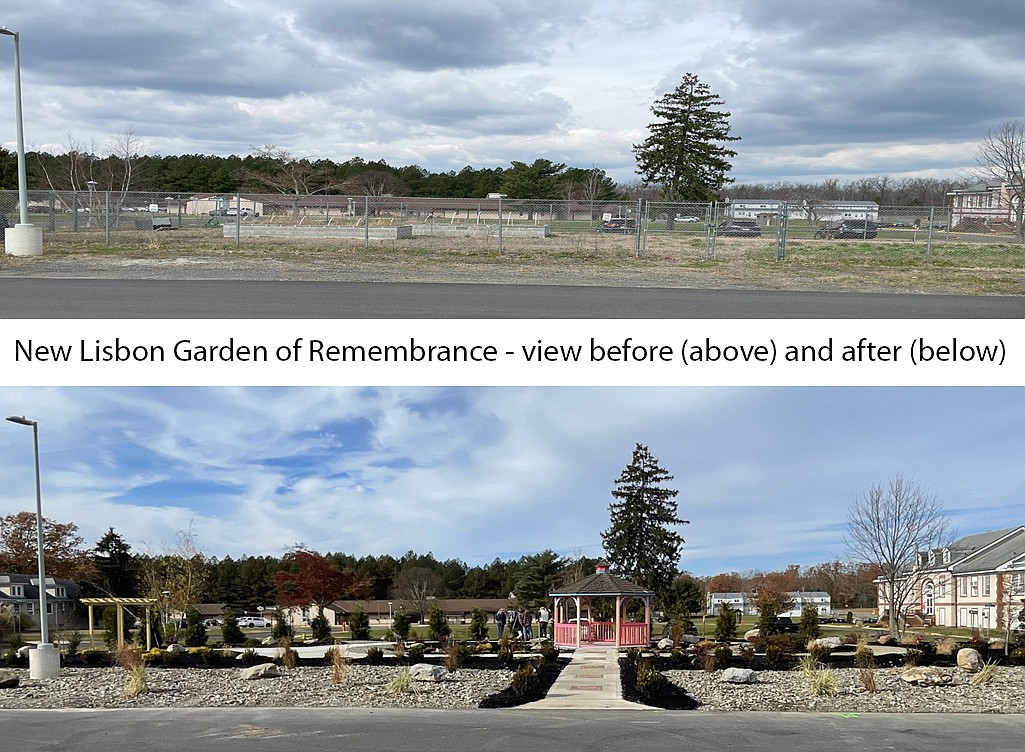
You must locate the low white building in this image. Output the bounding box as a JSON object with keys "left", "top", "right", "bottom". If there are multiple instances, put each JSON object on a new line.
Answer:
{"left": 727, "top": 199, "right": 879, "bottom": 223}
{"left": 708, "top": 590, "right": 832, "bottom": 618}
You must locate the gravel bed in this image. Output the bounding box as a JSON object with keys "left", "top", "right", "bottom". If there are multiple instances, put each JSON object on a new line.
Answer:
{"left": 0, "top": 665, "right": 515, "bottom": 710}
{"left": 665, "top": 665, "right": 1025, "bottom": 713}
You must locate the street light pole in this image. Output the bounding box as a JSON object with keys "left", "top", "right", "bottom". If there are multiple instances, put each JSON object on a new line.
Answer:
{"left": 6, "top": 415, "right": 59, "bottom": 678}
{"left": 1, "top": 27, "right": 42, "bottom": 256}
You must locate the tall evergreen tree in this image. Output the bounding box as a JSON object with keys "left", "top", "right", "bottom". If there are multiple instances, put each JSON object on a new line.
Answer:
{"left": 633, "top": 73, "right": 740, "bottom": 201}
{"left": 601, "top": 444, "right": 688, "bottom": 598}
{"left": 90, "top": 527, "right": 139, "bottom": 597}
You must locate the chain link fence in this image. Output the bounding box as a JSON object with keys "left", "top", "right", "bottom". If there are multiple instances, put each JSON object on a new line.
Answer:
{"left": 2, "top": 190, "right": 1022, "bottom": 270}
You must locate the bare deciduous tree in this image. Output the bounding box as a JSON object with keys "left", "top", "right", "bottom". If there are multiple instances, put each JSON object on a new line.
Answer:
{"left": 246, "top": 145, "right": 338, "bottom": 196}
{"left": 845, "top": 475, "right": 952, "bottom": 638}
{"left": 975, "top": 119, "right": 1025, "bottom": 241}
{"left": 391, "top": 566, "right": 445, "bottom": 622}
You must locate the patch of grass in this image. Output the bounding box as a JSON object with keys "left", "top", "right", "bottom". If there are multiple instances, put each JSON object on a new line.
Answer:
{"left": 386, "top": 667, "right": 413, "bottom": 695}
{"left": 970, "top": 660, "right": 1001, "bottom": 686}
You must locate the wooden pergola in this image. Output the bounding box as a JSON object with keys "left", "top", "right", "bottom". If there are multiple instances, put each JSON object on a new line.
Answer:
{"left": 549, "top": 563, "right": 654, "bottom": 650}
{"left": 80, "top": 597, "right": 158, "bottom": 651}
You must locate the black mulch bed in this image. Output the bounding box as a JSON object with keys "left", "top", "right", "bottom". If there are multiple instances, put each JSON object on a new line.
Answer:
{"left": 478, "top": 657, "right": 569, "bottom": 708}
{"left": 619, "top": 657, "right": 700, "bottom": 710}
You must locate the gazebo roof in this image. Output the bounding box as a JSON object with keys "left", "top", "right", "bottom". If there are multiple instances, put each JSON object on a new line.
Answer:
{"left": 550, "top": 563, "right": 654, "bottom": 597}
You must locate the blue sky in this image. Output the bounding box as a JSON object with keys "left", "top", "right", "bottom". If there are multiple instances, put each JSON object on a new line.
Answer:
{"left": 2, "top": 0, "right": 1023, "bottom": 184}
{"left": 1, "top": 387, "right": 1022, "bottom": 576}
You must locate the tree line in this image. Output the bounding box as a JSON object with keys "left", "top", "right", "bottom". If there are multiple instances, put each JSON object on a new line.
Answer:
{"left": 0, "top": 510, "right": 876, "bottom": 618}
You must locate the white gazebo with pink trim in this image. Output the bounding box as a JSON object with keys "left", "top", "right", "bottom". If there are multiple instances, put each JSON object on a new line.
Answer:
{"left": 549, "top": 563, "right": 654, "bottom": 649}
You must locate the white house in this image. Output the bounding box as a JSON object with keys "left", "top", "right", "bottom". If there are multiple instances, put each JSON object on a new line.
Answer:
{"left": 708, "top": 590, "right": 832, "bottom": 618}
{"left": 727, "top": 199, "right": 879, "bottom": 223}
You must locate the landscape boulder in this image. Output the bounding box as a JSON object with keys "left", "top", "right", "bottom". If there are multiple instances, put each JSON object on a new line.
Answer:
{"left": 240, "top": 663, "right": 280, "bottom": 680}
{"left": 807, "top": 637, "right": 843, "bottom": 651}
{"left": 409, "top": 663, "right": 449, "bottom": 682}
{"left": 957, "top": 648, "right": 983, "bottom": 673}
{"left": 679, "top": 634, "right": 701, "bottom": 645}
{"left": 899, "top": 667, "right": 952, "bottom": 686}
{"left": 722, "top": 667, "right": 758, "bottom": 684}
{"left": 0, "top": 670, "right": 20, "bottom": 689}
{"left": 743, "top": 629, "right": 760, "bottom": 641}
{"left": 657, "top": 638, "right": 674, "bottom": 651}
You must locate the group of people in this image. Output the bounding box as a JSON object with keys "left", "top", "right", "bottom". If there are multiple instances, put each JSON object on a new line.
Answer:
{"left": 495, "top": 604, "right": 550, "bottom": 640}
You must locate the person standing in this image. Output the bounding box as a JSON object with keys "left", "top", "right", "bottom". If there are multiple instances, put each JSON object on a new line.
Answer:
{"left": 495, "top": 607, "right": 506, "bottom": 639}
{"left": 506, "top": 607, "right": 520, "bottom": 640}
{"left": 537, "top": 605, "right": 550, "bottom": 639}
{"left": 521, "top": 608, "right": 533, "bottom": 641}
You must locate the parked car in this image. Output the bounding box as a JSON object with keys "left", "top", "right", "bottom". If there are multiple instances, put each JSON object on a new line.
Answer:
{"left": 237, "top": 616, "right": 272, "bottom": 628}
{"left": 203, "top": 618, "right": 222, "bottom": 627}
{"left": 814, "top": 219, "right": 879, "bottom": 239}
{"left": 596, "top": 217, "right": 636, "bottom": 233}
{"left": 226, "top": 207, "right": 257, "bottom": 218}
{"left": 771, "top": 616, "right": 799, "bottom": 633}
{"left": 715, "top": 219, "right": 761, "bottom": 237}
{"left": 674, "top": 215, "right": 701, "bottom": 223}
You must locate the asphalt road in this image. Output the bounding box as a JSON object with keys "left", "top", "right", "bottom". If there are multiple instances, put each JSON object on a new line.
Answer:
{"left": 1, "top": 279, "right": 1022, "bottom": 318}
{"left": 2, "top": 708, "right": 1023, "bottom": 751}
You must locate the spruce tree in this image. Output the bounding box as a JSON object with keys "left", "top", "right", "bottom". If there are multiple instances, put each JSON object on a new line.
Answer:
{"left": 601, "top": 444, "right": 688, "bottom": 598}
{"left": 633, "top": 73, "right": 740, "bottom": 201}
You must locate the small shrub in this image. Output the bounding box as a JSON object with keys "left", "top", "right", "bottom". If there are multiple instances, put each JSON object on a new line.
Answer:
{"left": 806, "top": 641, "right": 831, "bottom": 663}
{"left": 243, "top": 638, "right": 262, "bottom": 648}
{"left": 221, "top": 612, "right": 245, "bottom": 646}
{"left": 714, "top": 605, "right": 738, "bottom": 642}
{"left": 511, "top": 662, "right": 539, "bottom": 697}
{"left": 81, "top": 648, "right": 109, "bottom": 666}
{"left": 855, "top": 644, "right": 876, "bottom": 669}
{"left": 181, "top": 608, "right": 208, "bottom": 648}
{"left": 904, "top": 648, "right": 924, "bottom": 667}
{"left": 935, "top": 636, "right": 959, "bottom": 656}
{"left": 536, "top": 641, "right": 558, "bottom": 663}
{"left": 764, "top": 644, "right": 787, "bottom": 669}
{"left": 386, "top": 667, "right": 412, "bottom": 695}
{"left": 366, "top": 646, "right": 384, "bottom": 665}
{"left": 497, "top": 641, "right": 516, "bottom": 669}
{"left": 635, "top": 659, "right": 667, "bottom": 701}
{"left": 309, "top": 612, "right": 332, "bottom": 642}
{"left": 66, "top": 631, "right": 83, "bottom": 656}
{"left": 240, "top": 648, "right": 260, "bottom": 666}
{"left": 427, "top": 606, "right": 452, "bottom": 642}
{"left": 271, "top": 609, "right": 293, "bottom": 641}
{"left": 348, "top": 609, "right": 371, "bottom": 640}
{"left": 713, "top": 644, "right": 732, "bottom": 670}
{"left": 406, "top": 643, "right": 425, "bottom": 664}
{"left": 798, "top": 604, "right": 821, "bottom": 641}
{"left": 445, "top": 642, "right": 468, "bottom": 672}
{"left": 468, "top": 608, "right": 489, "bottom": 640}
{"left": 858, "top": 667, "right": 878, "bottom": 693}
{"left": 624, "top": 647, "right": 643, "bottom": 666}
{"left": 1008, "top": 647, "right": 1025, "bottom": 666}
{"left": 669, "top": 647, "right": 691, "bottom": 667}
{"left": 392, "top": 612, "right": 414, "bottom": 640}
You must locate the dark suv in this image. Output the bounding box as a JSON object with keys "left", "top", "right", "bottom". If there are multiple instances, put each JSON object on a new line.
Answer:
{"left": 815, "top": 219, "right": 878, "bottom": 239}
{"left": 596, "top": 217, "right": 636, "bottom": 233}
{"left": 715, "top": 219, "right": 761, "bottom": 237}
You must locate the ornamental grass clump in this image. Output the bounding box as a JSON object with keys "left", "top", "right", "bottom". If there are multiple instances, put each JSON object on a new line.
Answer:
{"left": 386, "top": 667, "right": 413, "bottom": 695}
{"left": 329, "top": 646, "right": 350, "bottom": 685}
{"left": 857, "top": 668, "right": 878, "bottom": 693}
{"left": 970, "top": 660, "right": 1001, "bottom": 686}
{"left": 807, "top": 666, "right": 839, "bottom": 696}
{"left": 116, "top": 644, "right": 149, "bottom": 698}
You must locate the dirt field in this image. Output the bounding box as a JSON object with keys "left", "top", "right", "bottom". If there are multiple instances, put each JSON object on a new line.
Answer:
{"left": 1, "top": 229, "right": 1022, "bottom": 296}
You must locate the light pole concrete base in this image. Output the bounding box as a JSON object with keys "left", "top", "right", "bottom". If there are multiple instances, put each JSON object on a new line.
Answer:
{"left": 29, "top": 643, "right": 60, "bottom": 679}
{"left": 4, "top": 224, "right": 43, "bottom": 256}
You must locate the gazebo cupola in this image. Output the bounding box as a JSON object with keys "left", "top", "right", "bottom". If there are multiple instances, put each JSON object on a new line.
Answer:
{"left": 549, "top": 562, "right": 654, "bottom": 649}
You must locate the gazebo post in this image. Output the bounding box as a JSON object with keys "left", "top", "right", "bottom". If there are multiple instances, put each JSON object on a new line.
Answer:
{"left": 87, "top": 604, "right": 95, "bottom": 649}
{"left": 145, "top": 606, "right": 153, "bottom": 650}
{"left": 615, "top": 595, "right": 622, "bottom": 649}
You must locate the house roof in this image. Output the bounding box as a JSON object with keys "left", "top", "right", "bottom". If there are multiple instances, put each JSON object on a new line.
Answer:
{"left": 325, "top": 598, "right": 515, "bottom": 615}
{"left": 949, "top": 527, "right": 1025, "bottom": 572}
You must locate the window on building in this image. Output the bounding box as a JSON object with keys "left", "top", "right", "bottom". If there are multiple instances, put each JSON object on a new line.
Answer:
{"left": 982, "top": 576, "right": 990, "bottom": 597}
{"left": 959, "top": 578, "right": 967, "bottom": 597}
{"left": 46, "top": 603, "right": 53, "bottom": 615}
{"left": 923, "top": 581, "right": 934, "bottom": 615}
{"left": 937, "top": 579, "right": 946, "bottom": 598}
{"left": 11, "top": 585, "right": 23, "bottom": 597}
{"left": 55, "top": 587, "right": 66, "bottom": 598}
{"left": 25, "top": 603, "right": 34, "bottom": 615}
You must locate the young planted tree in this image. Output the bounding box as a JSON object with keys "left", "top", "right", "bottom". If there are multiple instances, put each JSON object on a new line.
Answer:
{"left": 845, "top": 475, "right": 952, "bottom": 639}
{"left": 601, "top": 443, "right": 689, "bottom": 600}
{"left": 715, "top": 604, "right": 738, "bottom": 642}
{"left": 633, "top": 73, "right": 740, "bottom": 202}
{"left": 799, "top": 603, "right": 821, "bottom": 641}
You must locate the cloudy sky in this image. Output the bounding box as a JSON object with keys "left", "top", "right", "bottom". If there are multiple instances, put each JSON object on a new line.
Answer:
{"left": 1, "top": 387, "right": 1022, "bottom": 577}
{"left": 1, "top": 1, "right": 1022, "bottom": 185}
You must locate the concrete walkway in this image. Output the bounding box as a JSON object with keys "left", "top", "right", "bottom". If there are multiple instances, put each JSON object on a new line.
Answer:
{"left": 519, "top": 646, "right": 650, "bottom": 710}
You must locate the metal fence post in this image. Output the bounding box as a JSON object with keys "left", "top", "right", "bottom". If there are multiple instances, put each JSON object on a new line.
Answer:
{"left": 235, "top": 193, "right": 241, "bottom": 248}
{"left": 498, "top": 195, "right": 503, "bottom": 255}
{"left": 47, "top": 191, "right": 55, "bottom": 231}
{"left": 104, "top": 191, "right": 110, "bottom": 245}
{"left": 364, "top": 196, "right": 370, "bottom": 250}
{"left": 926, "top": 206, "right": 934, "bottom": 258}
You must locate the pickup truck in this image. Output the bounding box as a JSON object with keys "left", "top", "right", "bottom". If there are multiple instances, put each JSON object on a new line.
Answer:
{"left": 771, "top": 617, "right": 799, "bottom": 633}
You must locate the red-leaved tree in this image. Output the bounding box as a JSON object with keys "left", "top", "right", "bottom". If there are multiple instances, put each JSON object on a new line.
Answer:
{"left": 273, "top": 546, "right": 372, "bottom": 618}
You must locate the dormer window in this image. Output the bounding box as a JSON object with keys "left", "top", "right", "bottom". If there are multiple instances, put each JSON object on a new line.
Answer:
{"left": 928, "top": 551, "right": 936, "bottom": 566}
{"left": 942, "top": 549, "right": 951, "bottom": 564}
{"left": 10, "top": 585, "right": 23, "bottom": 598}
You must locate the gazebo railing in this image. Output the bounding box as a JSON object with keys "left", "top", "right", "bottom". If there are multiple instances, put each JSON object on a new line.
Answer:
{"left": 553, "top": 620, "right": 649, "bottom": 647}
